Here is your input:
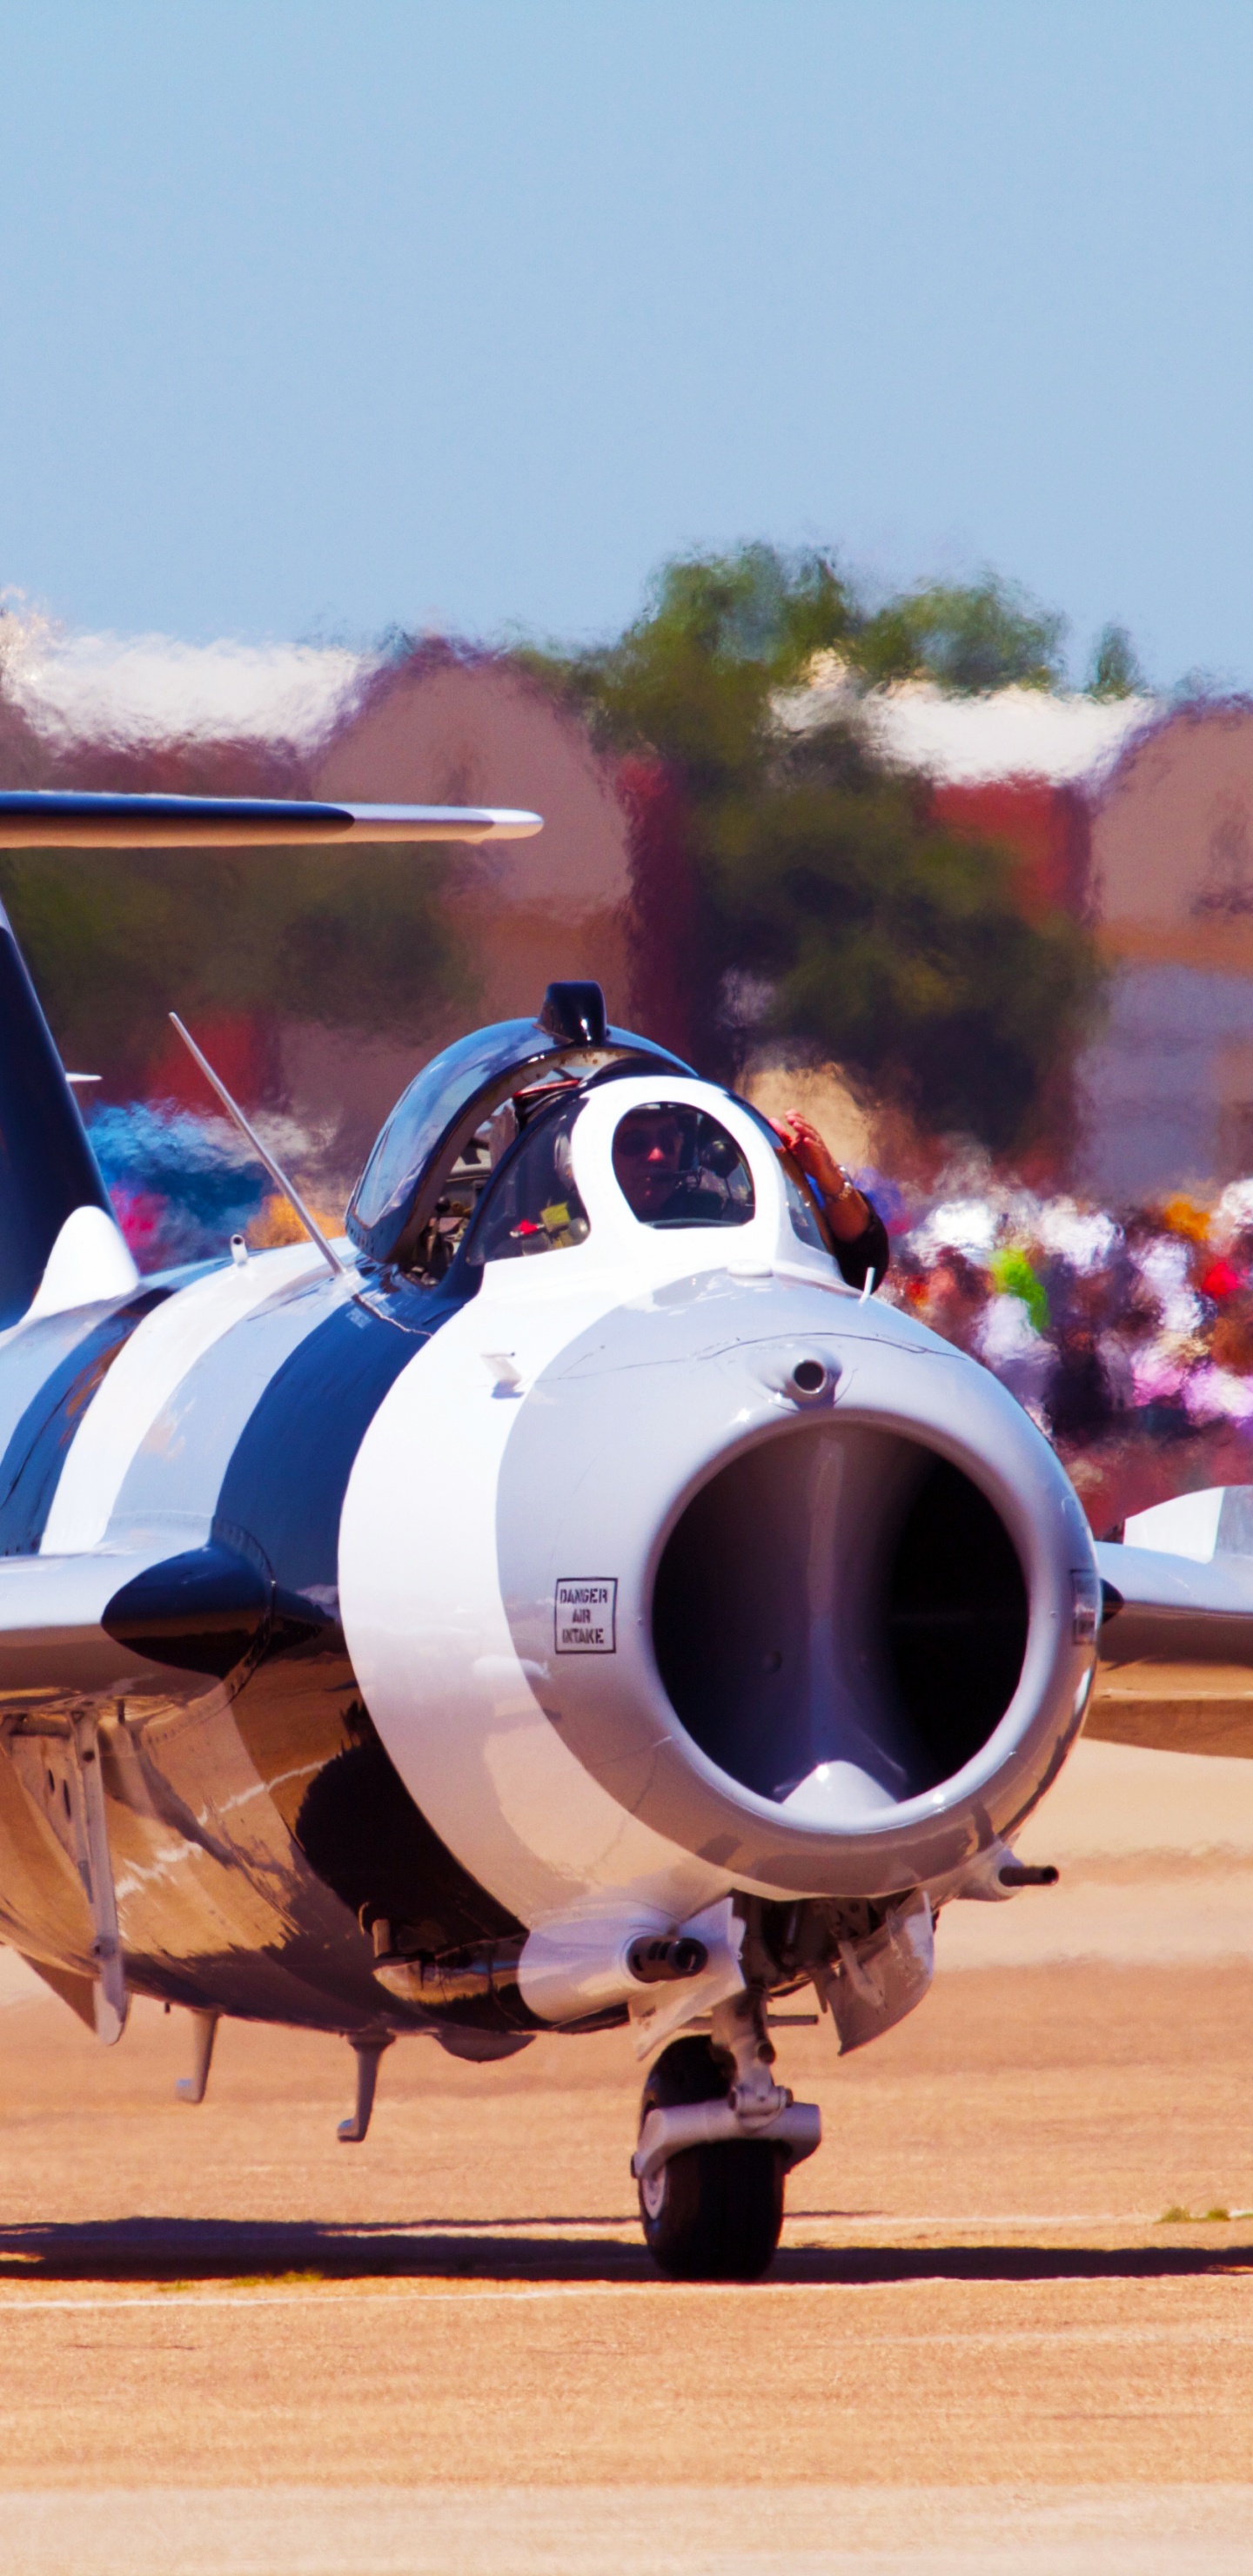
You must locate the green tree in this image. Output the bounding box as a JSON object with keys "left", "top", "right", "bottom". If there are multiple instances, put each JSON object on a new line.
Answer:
{"left": 850, "top": 573, "right": 1067, "bottom": 695}
{"left": 541, "top": 546, "right": 1102, "bottom": 1152}
{"left": 1086, "top": 621, "right": 1144, "bottom": 700}
{"left": 551, "top": 544, "right": 854, "bottom": 780}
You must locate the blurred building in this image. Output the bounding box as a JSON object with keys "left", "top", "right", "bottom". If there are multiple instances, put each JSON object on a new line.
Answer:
{"left": 801, "top": 667, "right": 1253, "bottom": 1203}
{"left": 1082, "top": 704, "right": 1253, "bottom": 1199}
{"left": 13, "top": 609, "right": 1253, "bottom": 1205}
{"left": 0, "top": 627, "right": 640, "bottom": 1181}
{"left": 312, "top": 643, "right": 632, "bottom": 1029}
{"left": 0, "top": 620, "right": 634, "bottom": 1027}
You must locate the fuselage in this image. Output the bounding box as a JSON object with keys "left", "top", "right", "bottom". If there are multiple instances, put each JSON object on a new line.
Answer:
{"left": 0, "top": 1238, "right": 412, "bottom": 2032}
{"left": 0, "top": 1068, "right": 1098, "bottom": 2049}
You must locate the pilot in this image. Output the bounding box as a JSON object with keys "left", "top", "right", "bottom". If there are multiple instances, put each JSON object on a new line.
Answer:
{"left": 613, "top": 1102, "right": 888, "bottom": 1291}
{"left": 613, "top": 1107, "right": 707, "bottom": 1223}
{"left": 767, "top": 1108, "right": 889, "bottom": 1293}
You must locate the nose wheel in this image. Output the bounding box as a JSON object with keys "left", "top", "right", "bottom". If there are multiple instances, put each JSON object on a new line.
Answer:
{"left": 635, "top": 2035, "right": 786, "bottom": 2281}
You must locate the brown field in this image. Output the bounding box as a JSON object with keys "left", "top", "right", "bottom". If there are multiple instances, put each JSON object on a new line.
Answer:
{"left": 3, "top": 1739, "right": 1253, "bottom": 2572}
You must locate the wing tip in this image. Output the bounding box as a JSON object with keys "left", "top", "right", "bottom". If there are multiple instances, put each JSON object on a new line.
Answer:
{"left": 343, "top": 805, "right": 544, "bottom": 842}
{"left": 0, "top": 794, "right": 545, "bottom": 848}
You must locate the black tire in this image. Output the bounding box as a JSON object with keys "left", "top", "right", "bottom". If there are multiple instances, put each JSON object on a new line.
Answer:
{"left": 636, "top": 2035, "right": 785, "bottom": 2283}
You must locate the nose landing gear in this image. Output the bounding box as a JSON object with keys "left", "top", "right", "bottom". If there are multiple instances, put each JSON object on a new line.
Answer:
{"left": 633, "top": 2001, "right": 821, "bottom": 2281}
{"left": 635, "top": 2036, "right": 785, "bottom": 2280}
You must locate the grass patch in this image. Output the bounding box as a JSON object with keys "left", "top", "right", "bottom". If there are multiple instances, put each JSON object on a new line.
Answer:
{"left": 1158, "top": 2204, "right": 1232, "bottom": 2224}
{"left": 150, "top": 2270, "right": 330, "bottom": 2293}
{"left": 230, "top": 2270, "right": 327, "bottom": 2288}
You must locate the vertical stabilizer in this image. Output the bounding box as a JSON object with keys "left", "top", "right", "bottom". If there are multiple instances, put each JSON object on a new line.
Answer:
{"left": 0, "top": 904, "right": 137, "bottom": 1327}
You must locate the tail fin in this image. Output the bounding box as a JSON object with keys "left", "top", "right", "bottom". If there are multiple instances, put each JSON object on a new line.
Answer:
{"left": 0, "top": 903, "right": 137, "bottom": 1328}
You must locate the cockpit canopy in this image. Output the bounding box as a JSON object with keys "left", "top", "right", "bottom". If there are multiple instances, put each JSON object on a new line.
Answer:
{"left": 345, "top": 981, "right": 692, "bottom": 1271}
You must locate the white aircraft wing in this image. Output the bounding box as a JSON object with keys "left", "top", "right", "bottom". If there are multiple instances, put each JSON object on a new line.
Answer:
{"left": 1092, "top": 1486, "right": 1253, "bottom": 1756}
{"left": 0, "top": 792, "right": 541, "bottom": 847}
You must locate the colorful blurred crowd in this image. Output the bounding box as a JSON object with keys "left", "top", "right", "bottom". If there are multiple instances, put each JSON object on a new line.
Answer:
{"left": 88, "top": 1101, "right": 331, "bottom": 1272}
{"left": 876, "top": 1167, "right": 1253, "bottom": 1531}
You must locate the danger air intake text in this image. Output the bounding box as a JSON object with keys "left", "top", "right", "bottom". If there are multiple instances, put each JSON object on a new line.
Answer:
{"left": 554, "top": 1579, "right": 618, "bottom": 1654}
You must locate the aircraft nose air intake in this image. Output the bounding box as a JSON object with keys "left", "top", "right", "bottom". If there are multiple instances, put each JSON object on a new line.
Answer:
{"left": 651, "top": 1434, "right": 1028, "bottom": 1814}
{"left": 490, "top": 1280, "right": 1098, "bottom": 1902}
{"left": 340, "top": 1271, "right": 1099, "bottom": 1924}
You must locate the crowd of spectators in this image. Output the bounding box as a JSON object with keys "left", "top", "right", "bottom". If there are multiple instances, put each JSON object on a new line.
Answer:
{"left": 874, "top": 1165, "right": 1253, "bottom": 1463}
{"left": 88, "top": 1099, "right": 323, "bottom": 1271}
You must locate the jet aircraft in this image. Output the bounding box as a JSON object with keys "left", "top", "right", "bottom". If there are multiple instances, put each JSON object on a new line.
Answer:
{"left": 0, "top": 786, "right": 1243, "bottom": 2283}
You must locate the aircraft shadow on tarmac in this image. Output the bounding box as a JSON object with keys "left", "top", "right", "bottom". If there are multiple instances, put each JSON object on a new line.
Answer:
{"left": 0, "top": 2220, "right": 1249, "bottom": 2285}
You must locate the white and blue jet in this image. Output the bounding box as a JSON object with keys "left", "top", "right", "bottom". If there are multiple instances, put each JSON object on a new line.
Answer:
{"left": 0, "top": 786, "right": 1243, "bottom": 2282}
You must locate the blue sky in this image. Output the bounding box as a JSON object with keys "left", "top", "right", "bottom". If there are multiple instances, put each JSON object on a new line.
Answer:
{"left": 1, "top": 1, "right": 1250, "bottom": 684}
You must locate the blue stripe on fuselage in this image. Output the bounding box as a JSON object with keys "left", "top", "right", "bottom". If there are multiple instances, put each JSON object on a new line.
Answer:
{"left": 212, "top": 1288, "right": 462, "bottom": 1615}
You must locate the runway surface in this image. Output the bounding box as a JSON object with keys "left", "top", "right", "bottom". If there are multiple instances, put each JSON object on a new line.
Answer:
{"left": 3, "top": 1738, "right": 1253, "bottom": 2573}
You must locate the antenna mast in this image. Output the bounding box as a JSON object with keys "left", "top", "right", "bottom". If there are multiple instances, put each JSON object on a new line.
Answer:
{"left": 168, "top": 1014, "right": 345, "bottom": 1280}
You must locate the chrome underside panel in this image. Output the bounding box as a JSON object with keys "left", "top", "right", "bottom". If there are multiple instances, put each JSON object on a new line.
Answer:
{"left": 0, "top": 1647, "right": 432, "bottom": 2035}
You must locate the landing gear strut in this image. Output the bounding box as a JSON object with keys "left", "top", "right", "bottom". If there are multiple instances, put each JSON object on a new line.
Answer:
{"left": 633, "top": 1997, "right": 819, "bottom": 2282}
{"left": 636, "top": 2035, "right": 784, "bottom": 2280}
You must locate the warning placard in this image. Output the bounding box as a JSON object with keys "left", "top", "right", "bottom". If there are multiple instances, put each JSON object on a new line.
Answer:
{"left": 554, "top": 1578, "right": 618, "bottom": 1654}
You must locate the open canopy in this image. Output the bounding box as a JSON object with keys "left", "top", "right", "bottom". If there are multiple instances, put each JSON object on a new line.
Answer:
{"left": 346, "top": 982, "right": 692, "bottom": 1269}
{"left": 0, "top": 792, "right": 542, "bottom": 847}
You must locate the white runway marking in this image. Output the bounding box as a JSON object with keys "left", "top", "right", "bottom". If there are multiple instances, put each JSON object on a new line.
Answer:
{"left": 1, "top": 2286, "right": 1251, "bottom": 2338}
{"left": 6, "top": 2483, "right": 1253, "bottom": 2576}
